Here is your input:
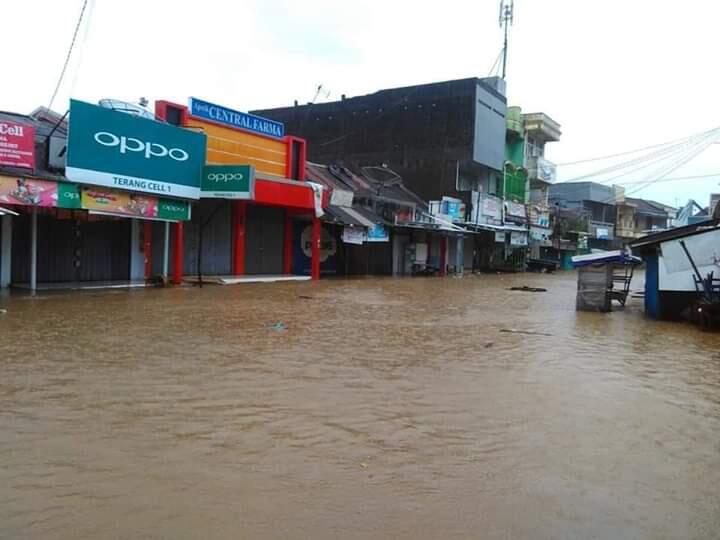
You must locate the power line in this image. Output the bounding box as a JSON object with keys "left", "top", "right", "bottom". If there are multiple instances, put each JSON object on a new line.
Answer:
{"left": 48, "top": 0, "right": 90, "bottom": 110}
{"left": 600, "top": 131, "right": 718, "bottom": 203}
{"left": 591, "top": 130, "right": 718, "bottom": 185}
{"left": 69, "top": 0, "right": 96, "bottom": 97}
{"left": 556, "top": 128, "right": 719, "bottom": 166}
{"left": 613, "top": 172, "right": 720, "bottom": 186}
{"left": 557, "top": 128, "right": 719, "bottom": 184}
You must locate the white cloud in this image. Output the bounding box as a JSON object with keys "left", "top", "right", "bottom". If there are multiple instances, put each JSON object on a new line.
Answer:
{"left": 5, "top": 0, "right": 719, "bottom": 205}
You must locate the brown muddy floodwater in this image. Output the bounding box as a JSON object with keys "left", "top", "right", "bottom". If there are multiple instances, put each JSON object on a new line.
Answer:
{"left": 1, "top": 272, "right": 719, "bottom": 539}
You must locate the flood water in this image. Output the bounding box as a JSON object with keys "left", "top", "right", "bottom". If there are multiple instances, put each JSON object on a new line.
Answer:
{"left": 1, "top": 272, "right": 719, "bottom": 539}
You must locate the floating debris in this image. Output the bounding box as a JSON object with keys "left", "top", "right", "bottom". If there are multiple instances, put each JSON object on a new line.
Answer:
{"left": 484, "top": 342, "right": 494, "bottom": 348}
{"left": 298, "top": 295, "right": 314, "bottom": 300}
{"left": 0, "top": 308, "right": 6, "bottom": 315}
{"left": 268, "top": 322, "right": 288, "bottom": 331}
{"left": 508, "top": 286, "right": 547, "bottom": 293}
{"left": 500, "top": 328, "right": 553, "bottom": 337}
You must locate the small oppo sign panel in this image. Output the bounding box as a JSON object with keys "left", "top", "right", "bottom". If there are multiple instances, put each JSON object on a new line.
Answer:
{"left": 0, "top": 120, "right": 35, "bottom": 169}
{"left": 66, "top": 99, "right": 207, "bottom": 199}
{"left": 200, "top": 164, "right": 255, "bottom": 199}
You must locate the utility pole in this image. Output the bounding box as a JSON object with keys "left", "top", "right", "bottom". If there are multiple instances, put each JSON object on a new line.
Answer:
{"left": 499, "top": 0, "right": 514, "bottom": 79}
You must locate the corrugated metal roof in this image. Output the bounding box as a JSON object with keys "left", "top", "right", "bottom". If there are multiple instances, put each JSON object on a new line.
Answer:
{"left": 630, "top": 219, "right": 720, "bottom": 248}
{"left": 306, "top": 162, "right": 426, "bottom": 208}
{"left": 324, "top": 206, "right": 368, "bottom": 227}
{"left": 625, "top": 197, "right": 670, "bottom": 217}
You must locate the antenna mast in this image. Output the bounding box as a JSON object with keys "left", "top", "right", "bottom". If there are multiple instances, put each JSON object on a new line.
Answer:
{"left": 499, "top": 0, "right": 514, "bottom": 79}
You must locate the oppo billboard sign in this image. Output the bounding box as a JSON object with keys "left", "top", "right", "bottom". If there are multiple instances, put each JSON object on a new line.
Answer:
{"left": 66, "top": 99, "right": 207, "bottom": 199}
{"left": 93, "top": 131, "right": 190, "bottom": 161}
{"left": 200, "top": 164, "right": 255, "bottom": 200}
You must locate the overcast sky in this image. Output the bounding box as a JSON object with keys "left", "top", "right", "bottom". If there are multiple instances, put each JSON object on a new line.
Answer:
{"left": 5, "top": 0, "right": 720, "bottom": 207}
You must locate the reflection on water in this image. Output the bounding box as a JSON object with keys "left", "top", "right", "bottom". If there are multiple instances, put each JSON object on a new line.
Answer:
{"left": 1, "top": 272, "right": 719, "bottom": 539}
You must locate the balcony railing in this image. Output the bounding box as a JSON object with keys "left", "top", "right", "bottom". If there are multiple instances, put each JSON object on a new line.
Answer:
{"left": 527, "top": 156, "right": 557, "bottom": 184}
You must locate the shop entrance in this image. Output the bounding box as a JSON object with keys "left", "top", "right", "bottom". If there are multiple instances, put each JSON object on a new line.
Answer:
{"left": 11, "top": 212, "right": 131, "bottom": 284}
{"left": 245, "top": 205, "right": 284, "bottom": 275}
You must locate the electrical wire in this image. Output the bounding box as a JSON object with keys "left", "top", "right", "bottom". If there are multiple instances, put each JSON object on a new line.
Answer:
{"left": 613, "top": 172, "right": 720, "bottom": 186}
{"left": 48, "top": 0, "right": 90, "bottom": 110}
{"left": 556, "top": 128, "right": 718, "bottom": 166}
{"left": 556, "top": 127, "right": 720, "bottom": 184}
{"left": 589, "top": 129, "right": 719, "bottom": 185}
{"left": 69, "top": 0, "right": 96, "bottom": 97}
{"left": 599, "top": 131, "right": 718, "bottom": 203}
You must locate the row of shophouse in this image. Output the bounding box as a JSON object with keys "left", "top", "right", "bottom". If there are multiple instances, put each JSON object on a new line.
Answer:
{"left": 0, "top": 75, "right": 680, "bottom": 291}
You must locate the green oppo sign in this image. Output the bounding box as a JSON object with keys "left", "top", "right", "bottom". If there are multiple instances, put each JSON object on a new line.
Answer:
{"left": 66, "top": 99, "right": 207, "bottom": 199}
{"left": 200, "top": 165, "right": 255, "bottom": 199}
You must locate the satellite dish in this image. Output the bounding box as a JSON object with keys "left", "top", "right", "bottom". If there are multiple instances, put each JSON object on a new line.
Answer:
{"left": 98, "top": 99, "right": 155, "bottom": 120}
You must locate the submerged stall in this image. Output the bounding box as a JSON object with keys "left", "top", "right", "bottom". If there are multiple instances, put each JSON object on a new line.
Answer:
{"left": 572, "top": 250, "right": 641, "bottom": 312}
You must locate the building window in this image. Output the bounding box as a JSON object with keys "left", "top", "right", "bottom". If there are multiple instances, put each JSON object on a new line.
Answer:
{"left": 527, "top": 137, "right": 544, "bottom": 158}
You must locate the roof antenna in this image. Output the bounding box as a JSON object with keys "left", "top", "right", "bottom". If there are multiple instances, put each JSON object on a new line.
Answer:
{"left": 499, "top": 0, "right": 514, "bottom": 79}
{"left": 311, "top": 84, "right": 331, "bottom": 104}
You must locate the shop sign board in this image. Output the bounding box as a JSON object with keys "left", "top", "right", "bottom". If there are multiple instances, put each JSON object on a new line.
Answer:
{"left": 0, "top": 175, "right": 80, "bottom": 208}
{"left": 190, "top": 97, "right": 284, "bottom": 138}
{"left": 342, "top": 226, "right": 366, "bottom": 245}
{"left": 495, "top": 231, "right": 506, "bottom": 244}
{"left": 366, "top": 223, "right": 389, "bottom": 242}
{"left": 510, "top": 231, "right": 528, "bottom": 246}
{"left": 81, "top": 186, "right": 191, "bottom": 221}
{"left": 0, "top": 120, "right": 35, "bottom": 169}
{"left": 506, "top": 201, "right": 526, "bottom": 219}
{"left": 482, "top": 196, "right": 502, "bottom": 220}
{"left": 200, "top": 165, "right": 255, "bottom": 199}
{"left": 300, "top": 224, "right": 337, "bottom": 261}
{"left": 66, "top": 99, "right": 206, "bottom": 199}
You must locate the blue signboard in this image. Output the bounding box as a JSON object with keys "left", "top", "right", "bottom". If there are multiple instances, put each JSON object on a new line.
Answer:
{"left": 366, "top": 223, "right": 389, "bottom": 242}
{"left": 189, "top": 97, "right": 285, "bottom": 138}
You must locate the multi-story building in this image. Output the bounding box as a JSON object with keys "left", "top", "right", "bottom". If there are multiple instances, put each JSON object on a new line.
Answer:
{"left": 504, "top": 108, "right": 561, "bottom": 259}
{"left": 549, "top": 181, "right": 618, "bottom": 251}
{"left": 254, "top": 76, "right": 516, "bottom": 272}
{"left": 253, "top": 77, "right": 508, "bottom": 206}
{"left": 615, "top": 191, "right": 672, "bottom": 242}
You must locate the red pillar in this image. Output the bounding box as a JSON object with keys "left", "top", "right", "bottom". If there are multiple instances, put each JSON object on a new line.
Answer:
{"left": 172, "top": 221, "right": 184, "bottom": 285}
{"left": 143, "top": 221, "right": 152, "bottom": 279}
{"left": 283, "top": 209, "right": 294, "bottom": 275}
{"left": 311, "top": 216, "right": 321, "bottom": 280}
{"left": 233, "top": 201, "right": 246, "bottom": 276}
{"left": 439, "top": 236, "right": 447, "bottom": 277}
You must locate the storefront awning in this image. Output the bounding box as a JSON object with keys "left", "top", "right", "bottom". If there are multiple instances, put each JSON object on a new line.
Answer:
{"left": 466, "top": 222, "right": 528, "bottom": 233}
{"left": 324, "top": 205, "right": 387, "bottom": 228}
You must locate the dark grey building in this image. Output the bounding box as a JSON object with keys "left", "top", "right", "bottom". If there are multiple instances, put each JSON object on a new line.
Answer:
{"left": 253, "top": 77, "right": 507, "bottom": 204}
{"left": 549, "top": 181, "right": 617, "bottom": 246}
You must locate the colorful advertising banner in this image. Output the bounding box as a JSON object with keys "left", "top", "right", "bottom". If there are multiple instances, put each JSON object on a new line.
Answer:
{"left": 0, "top": 120, "right": 35, "bottom": 169}
{"left": 0, "top": 175, "right": 80, "bottom": 209}
{"left": 200, "top": 165, "right": 255, "bottom": 199}
{"left": 366, "top": 223, "right": 389, "bottom": 242}
{"left": 81, "top": 186, "right": 190, "bottom": 221}
{"left": 190, "top": 97, "right": 284, "bottom": 138}
{"left": 66, "top": 99, "right": 206, "bottom": 199}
